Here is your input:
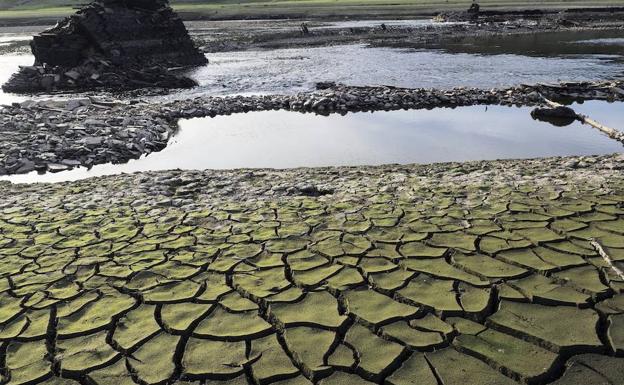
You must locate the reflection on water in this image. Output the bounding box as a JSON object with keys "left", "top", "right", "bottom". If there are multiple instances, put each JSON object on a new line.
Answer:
{"left": 0, "top": 27, "right": 623, "bottom": 103}
{"left": 424, "top": 29, "right": 624, "bottom": 57}
{"left": 3, "top": 101, "right": 622, "bottom": 184}
{"left": 0, "top": 54, "right": 33, "bottom": 105}
{"left": 577, "top": 38, "right": 624, "bottom": 46}
{"left": 572, "top": 101, "right": 624, "bottom": 130}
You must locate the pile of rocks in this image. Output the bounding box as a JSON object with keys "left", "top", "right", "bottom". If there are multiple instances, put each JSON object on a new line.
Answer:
{"left": 0, "top": 98, "right": 173, "bottom": 174}
{"left": 2, "top": 60, "right": 199, "bottom": 94}
{"left": 2, "top": 0, "right": 207, "bottom": 94}
{"left": 161, "top": 80, "right": 624, "bottom": 120}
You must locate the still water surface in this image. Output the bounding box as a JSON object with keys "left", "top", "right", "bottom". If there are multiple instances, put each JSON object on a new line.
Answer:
{"left": 3, "top": 101, "right": 622, "bottom": 184}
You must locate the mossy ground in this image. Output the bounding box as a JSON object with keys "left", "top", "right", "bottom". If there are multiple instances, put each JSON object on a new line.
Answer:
{"left": 0, "top": 155, "right": 623, "bottom": 385}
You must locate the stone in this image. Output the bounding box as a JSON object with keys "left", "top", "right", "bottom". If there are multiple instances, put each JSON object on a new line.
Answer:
{"left": 531, "top": 106, "right": 578, "bottom": 127}
{"left": 64, "top": 71, "right": 81, "bottom": 81}
{"left": 2, "top": 0, "right": 207, "bottom": 93}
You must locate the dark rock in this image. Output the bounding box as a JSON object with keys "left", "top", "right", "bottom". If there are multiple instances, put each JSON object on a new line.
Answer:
{"left": 33, "top": 0, "right": 205, "bottom": 69}
{"left": 316, "top": 82, "right": 337, "bottom": 90}
{"left": 2, "top": 0, "right": 207, "bottom": 94}
{"left": 468, "top": 2, "right": 480, "bottom": 14}
{"left": 40, "top": 74, "right": 56, "bottom": 91}
{"left": 530, "top": 106, "right": 579, "bottom": 127}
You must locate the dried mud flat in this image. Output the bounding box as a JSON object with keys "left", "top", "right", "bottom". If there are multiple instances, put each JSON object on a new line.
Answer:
{"left": 1, "top": 7, "right": 624, "bottom": 385}
{"left": 0, "top": 154, "right": 623, "bottom": 385}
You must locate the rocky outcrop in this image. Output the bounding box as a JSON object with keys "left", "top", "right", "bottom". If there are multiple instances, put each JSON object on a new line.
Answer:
{"left": 2, "top": 0, "right": 207, "bottom": 94}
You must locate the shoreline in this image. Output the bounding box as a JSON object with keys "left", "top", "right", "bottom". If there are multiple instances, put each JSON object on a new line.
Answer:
{"left": 0, "top": 4, "right": 623, "bottom": 381}
{"left": 1, "top": 80, "right": 623, "bottom": 176}
{"left": 0, "top": 3, "right": 623, "bottom": 27}
{"left": 2, "top": 152, "right": 623, "bottom": 193}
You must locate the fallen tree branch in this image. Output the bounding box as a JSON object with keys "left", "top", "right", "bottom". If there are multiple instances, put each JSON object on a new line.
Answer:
{"left": 541, "top": 96, "right": 624, "bottom": 143}
{"left": 590, "top": 239, "right": 624, "bottom": 281}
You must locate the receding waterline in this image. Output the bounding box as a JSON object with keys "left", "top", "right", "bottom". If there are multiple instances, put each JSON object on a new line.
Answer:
{"left": 2, "top": 102, "right": 623, "bottom": 184}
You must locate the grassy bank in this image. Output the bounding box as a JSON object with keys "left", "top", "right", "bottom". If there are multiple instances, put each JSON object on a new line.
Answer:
{"left": 0, "top": 0, "right": 623, "bottom": 25}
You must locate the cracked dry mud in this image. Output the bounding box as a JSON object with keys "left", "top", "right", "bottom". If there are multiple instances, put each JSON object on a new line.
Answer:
{"left": 0, "top": 155, "right": 623, "bottom": 385}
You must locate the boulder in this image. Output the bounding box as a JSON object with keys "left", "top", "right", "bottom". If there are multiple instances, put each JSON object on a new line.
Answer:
{"left": 2, "top": 0, "right": 207, "bottom": 94}
{"left": 530, "top": 106, "right": 579, "bottom": 127}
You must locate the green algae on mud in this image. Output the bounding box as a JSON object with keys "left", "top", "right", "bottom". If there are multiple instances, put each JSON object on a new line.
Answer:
{"left": 0, "top": 154, "right": 623, "bottom": 385}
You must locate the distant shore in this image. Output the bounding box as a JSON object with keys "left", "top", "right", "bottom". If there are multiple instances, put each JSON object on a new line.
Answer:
{"left": 1, "top": 1, "right": 624, "bottom": 27}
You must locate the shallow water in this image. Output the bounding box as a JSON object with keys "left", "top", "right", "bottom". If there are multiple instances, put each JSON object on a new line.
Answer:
{"left": 167, "top": 29, "right": 624, "bottom": 100}
{"left": 425, "top": 29, "right": 624, "bottom": 57}
{"left": 0, "top": 54, "right": 33, "bottom": 105}
{"left": 0, "top": 26, "right": 623, "bottom": 103}
{"left": 3, "top": 101, "right": 622, "bottom": 184}
{"left": 165, "top": 44, "right": 623, "bottom": 100}
{"left": 0, "top": 35, "right": 32, "bottom": 44}
{"left": 577, "top": 38, "right": 624, "bottom": 46}
{"left": 184, "top": 18, "right": 442, "bottom": 35}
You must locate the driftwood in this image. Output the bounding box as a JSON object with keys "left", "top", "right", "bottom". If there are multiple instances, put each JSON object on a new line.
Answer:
{"left": 540, "top": 96, "right": 624, "bottom": 144}
{"left": 591, "top": 239, "right": 624, "bottom": 281}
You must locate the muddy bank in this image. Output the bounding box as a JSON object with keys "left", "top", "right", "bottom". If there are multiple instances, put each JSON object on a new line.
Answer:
{"left": 3, "top": 6, "right": 624, "bottom": 53}
{"left": 436, "top": 6, "right": 624, "bottom": 23}
{"left": 191, "top": 8, "right": 624, "bottom": 53}
{"left": 2, "top": 152, "right": 623, "bottom": 197}
{"left": 0, "top": 79, "right": 622, "bottom": 176}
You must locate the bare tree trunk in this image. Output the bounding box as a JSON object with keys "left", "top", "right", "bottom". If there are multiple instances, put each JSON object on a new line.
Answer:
{"left": 541, "top": 96, "right": 624, "bottom": 144}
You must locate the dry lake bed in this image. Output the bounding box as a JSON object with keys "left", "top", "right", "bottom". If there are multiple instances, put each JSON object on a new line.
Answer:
{"left": 0, "top": 7, "right": 623, "bottom": 385}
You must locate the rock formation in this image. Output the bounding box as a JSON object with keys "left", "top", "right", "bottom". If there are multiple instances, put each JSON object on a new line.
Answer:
{"left": 2, "top": 0, "right": 207, "bottom": 94}
{"left": 530, "top": 105, "right": 578, "bottom": 127}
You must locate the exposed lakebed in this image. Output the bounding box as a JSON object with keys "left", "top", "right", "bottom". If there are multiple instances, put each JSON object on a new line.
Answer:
{"left": 3, "top": 101, "right": 622, "bottom": 184}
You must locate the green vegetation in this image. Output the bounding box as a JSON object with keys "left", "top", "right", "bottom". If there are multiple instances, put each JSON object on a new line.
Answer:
{"left": 0, "top": 0, "right": 622, "bottom": 22}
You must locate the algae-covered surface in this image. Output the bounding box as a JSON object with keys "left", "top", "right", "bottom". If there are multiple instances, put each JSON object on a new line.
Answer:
{"left": 0, "top": 154, "right": 623, "bottom": 385}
